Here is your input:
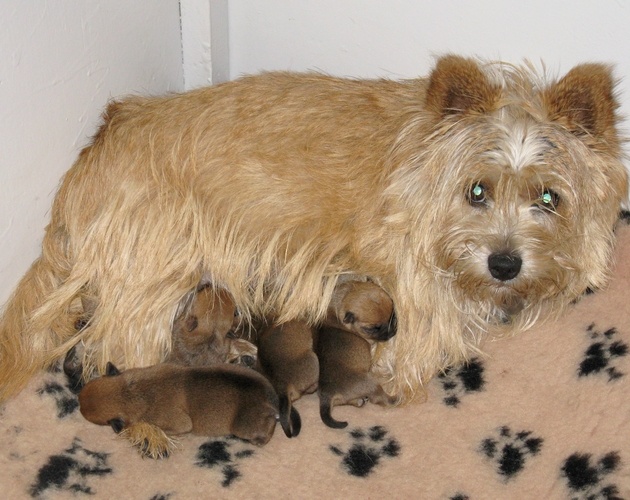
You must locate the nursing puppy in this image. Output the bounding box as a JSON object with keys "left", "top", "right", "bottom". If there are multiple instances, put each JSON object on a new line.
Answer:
{"left": 316, "top": 324, "right": 397, "bottom": 428}
{"left": 324, "top": 278, "right": 396, "bottom": 341}
{"left": 316, "top": 280, "right": 397, "bottom": 428}
{"left": 1, "top": 55, "right": 627, "bottom": 405}
{"left": 78, "top": 362, "right": 284, "bottom": 457}
{"left": 255, "top": 320, "right": 319, "bottom": 437}
{"left": 168, "top": 284, "right": 256, "bottom": 367}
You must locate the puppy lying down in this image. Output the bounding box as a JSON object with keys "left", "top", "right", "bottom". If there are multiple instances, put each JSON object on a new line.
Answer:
{"left": 78, "top": 362, "right": 297, "bottom": 453}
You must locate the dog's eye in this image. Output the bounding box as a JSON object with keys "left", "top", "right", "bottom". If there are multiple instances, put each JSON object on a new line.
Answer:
{"left": 537, "top": 188, "right": 560, "bottom": 212}
{"left": 468, "top": 182, "right": 487, "bottom": 205}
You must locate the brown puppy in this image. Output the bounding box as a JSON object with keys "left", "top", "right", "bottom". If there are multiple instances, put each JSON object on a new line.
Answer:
{"left": 78, "top": 362, "right": 289, "bottom": 457}
{"left": 324, "top": 278, "right": 396, "bottom": 341}
{"left": 316, "top": 325, "right": 397, "bottom": 429}
{"left": 168, "top": 285, "right": 256, "bottom": 367}
{"left": 255, "top": 320, "right": 319, "bottom": 437}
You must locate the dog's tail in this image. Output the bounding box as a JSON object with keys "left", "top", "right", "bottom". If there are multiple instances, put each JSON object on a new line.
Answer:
{"left": 278, "top": 394, "right": 301, "bottom": 438}
{"left": 319, "top": 396, "right": 348, "bottom": 429}
{"left": 0, "top": 250, "right": 84, "bottom": 402}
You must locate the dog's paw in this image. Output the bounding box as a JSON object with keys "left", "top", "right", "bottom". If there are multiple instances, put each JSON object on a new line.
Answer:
{"left": 119, "top": 422, "right": 178, "bottom": 459}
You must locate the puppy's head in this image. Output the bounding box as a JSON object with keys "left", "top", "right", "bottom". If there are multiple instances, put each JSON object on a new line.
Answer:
{"left": 173, "top": 285, "right": 241, "bottom": 357}
{"left": 78, "top": 362, "right": 128, "bottom": 433}
{"left": 334, "top": 281, "right": 396, "bottom": 341}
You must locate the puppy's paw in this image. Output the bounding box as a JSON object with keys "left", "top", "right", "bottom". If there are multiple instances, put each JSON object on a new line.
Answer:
{"left": 119, "top": 422, "right": 178, "bottom": 459}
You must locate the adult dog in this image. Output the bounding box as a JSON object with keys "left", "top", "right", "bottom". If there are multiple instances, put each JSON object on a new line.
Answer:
{"left": 0, "top": 55, "right": 626, "bottom": 403}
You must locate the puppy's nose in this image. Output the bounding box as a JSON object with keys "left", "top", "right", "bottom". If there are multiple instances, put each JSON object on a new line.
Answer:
{"left": 488, "top": 253, "right": 522, "bottom": 281}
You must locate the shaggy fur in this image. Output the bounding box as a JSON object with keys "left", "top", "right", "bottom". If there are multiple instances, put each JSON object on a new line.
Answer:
{"left": 0, "top": 55, "right": 627, "bottom": 404}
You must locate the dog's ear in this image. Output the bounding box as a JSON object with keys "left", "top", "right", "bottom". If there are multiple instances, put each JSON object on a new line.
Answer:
{"left": 105, "top": 362, "right": 121, "bottom": 377}
{"left": 426, "top": 55, "right": 501, "bottom": 117}
{"left": 185, "top": 315, "right": 199, "bottom": 332}
{"left": 107, "top": 417, "right": 125, "bottom": 433}
{"left": 343, "top": 311, "right": 356, "bottom": 325}
{"left": 543, "top": 63, "right": 619, "bottom": 141}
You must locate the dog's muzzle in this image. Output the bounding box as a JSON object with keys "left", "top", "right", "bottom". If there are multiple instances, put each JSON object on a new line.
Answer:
{"left": 488, "top": 252, "right": 522, "bottom": 281}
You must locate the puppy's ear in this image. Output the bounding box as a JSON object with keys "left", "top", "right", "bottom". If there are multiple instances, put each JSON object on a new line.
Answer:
{"left": 426, "top": 55, "right": 501, "bottom": 117}
{"left": 105, "top": 362, "right": 121, "bottom": 377}
{"left": 544, "top": 63, "right": 619, "bottom": 141}
{"left": 343, "top": 311, "right": 356, "bottom": 325}
{"left": 107, "top": 418, "right": 125, "bottom": 433}
{"left": 185, "top": 316, "right": 199, "bottom": 332}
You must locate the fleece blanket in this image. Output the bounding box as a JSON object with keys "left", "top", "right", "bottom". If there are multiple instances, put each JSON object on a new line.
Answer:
{"left": 1, "top": 222, "right": 629, "bottom": 500}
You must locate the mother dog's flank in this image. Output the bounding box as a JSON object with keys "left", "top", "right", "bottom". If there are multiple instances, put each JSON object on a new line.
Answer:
{"left": 0, "top": 55, "right": 627, "bottom": 403}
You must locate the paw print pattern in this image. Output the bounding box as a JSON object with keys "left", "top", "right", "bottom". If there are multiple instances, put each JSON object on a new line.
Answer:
{"left": 437, "top": 358, "right": 485, "bottom": 407}
{"left": 329, "top": 425, "right": 401, "bottom": 477}
{"left": 195, "top": 437, "right": 256, "bottom": 487}
{"left": 30, "top": 438, "right": 112, "bottom": 498}
{"left": 561, "top": 451, "right": 622, "bottom": 500}
{"left": 579, "top": 324, "right": 627, "bottom": 381}
{"left": 37, "top": 378, "right": 80, "bottom": 419}
{"left": 480, "top": 426, "right": 543, "bottom": 480}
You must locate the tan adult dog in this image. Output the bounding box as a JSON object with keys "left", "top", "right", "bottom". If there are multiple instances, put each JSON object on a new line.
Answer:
{"left": 78, "top": 362, "right": 284, "bottom": 456}
{"left": 168, "top": 284, "right": 256, "bottom": 367}
{"left": 0, "top": 55, "right": 627, "bottom": 404}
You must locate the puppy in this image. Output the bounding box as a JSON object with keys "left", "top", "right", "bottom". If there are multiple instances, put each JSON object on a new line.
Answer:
{"left": 324, "top": 278, "right": 396, "bottom": 341}
{"left": 78, "top": 362, "right": 292, "bottom": 457}
{"left": 316, "top": 279, "right": 397, "bottom": 428}
{"left": 255, "top": 320, "right": 319, "bottom": 437}
{"left": 168, "top": 284, "right": 257, "bottom": 367}
{"left": 315, "top": 324, "right": 397, "bottom": 428}
{"left": 1, "top": 55, "right": 627, "bottom": 405}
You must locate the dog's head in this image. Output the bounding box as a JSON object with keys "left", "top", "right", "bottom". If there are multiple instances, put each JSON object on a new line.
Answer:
{"left": 388, "top": 55, "right": 628, "bottom": 325}
{"left": 172, "top": 285, "right": 241, "bottom": 359}
{"left": 334, "top": 281, "right": 397, "bottom": 341}
{"left": 78, "top": 362, "right": 128, "bottom": 432}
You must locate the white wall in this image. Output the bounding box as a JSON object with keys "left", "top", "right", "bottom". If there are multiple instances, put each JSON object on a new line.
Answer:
{"left": 228, "top": 0, "right": 630, "bottom": 124}
{"left": 0, "top": 1, "right": 184, "bottom": 305}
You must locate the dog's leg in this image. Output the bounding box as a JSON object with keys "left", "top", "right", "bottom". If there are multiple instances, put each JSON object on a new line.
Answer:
{"left": 119, "top": 422, "right": 179, "bottom": 459}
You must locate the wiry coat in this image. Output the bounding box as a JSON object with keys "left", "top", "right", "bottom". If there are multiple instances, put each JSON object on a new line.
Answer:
{"left": 0, "top": 55, "right": 627, "bottom": 403}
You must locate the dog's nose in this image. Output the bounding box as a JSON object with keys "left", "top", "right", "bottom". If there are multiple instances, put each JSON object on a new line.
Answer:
{"left": 488, "top": 253, "right": 522, "bottom": 281}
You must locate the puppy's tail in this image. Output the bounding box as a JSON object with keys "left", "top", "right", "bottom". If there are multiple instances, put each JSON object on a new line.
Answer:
{"left": 320, "top": 397, "right": 348, "bottom": 429}
{"left": 278, "top": 394, "right": 302, "bottom": 438}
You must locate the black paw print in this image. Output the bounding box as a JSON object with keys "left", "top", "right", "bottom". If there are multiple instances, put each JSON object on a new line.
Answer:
{"left": 480, "top": 426, "right": 543, "bottom": 480}
{"left": 329, "top": 425, "right": 401, "bottom": 477}
{"left": 195, "top": 437, "right": 256, "bottom": 487}
{"left": 437, "top": 358, "right": 484, "bottom": 407}
{"left": 579, "top": 324, "right": 627, "bottom": 381}
{"left": 30, "top": 438, "right": 112, "bottom": 498}
{"left": 561, "top": 451, "right": 622, "bottom": 500}
{"left": 37, "top": 375, "right": 80, "bottom": 419}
